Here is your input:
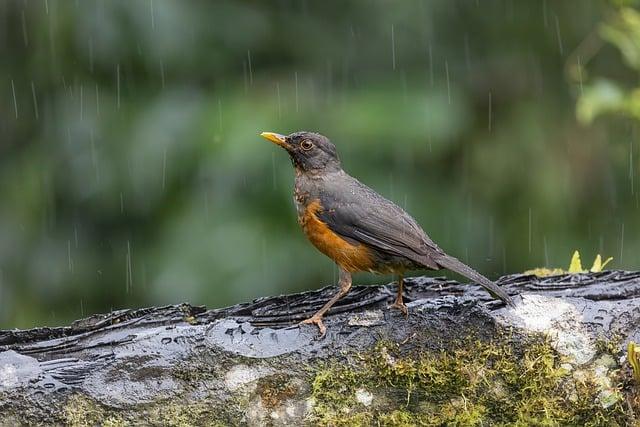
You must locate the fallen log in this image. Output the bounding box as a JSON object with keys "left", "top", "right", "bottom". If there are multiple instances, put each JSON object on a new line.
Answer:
{"left": 1, "top": 271, "right": 640, "bottom": 425}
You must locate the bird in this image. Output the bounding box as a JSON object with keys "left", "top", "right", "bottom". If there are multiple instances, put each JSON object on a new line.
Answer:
{"left": 261, "top": 131, "right": 515, "bottom": 336}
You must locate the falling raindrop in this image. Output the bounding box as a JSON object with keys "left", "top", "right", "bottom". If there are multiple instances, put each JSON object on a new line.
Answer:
{"left": 528, "top": 207, "right": 532, "bottom": 253}
{"left": 30, "top": 81, "right": 39, "bottom": 120}
{"left": 20, "top": 10, "right": 28, "bottom": 47}
{"left": 120, "top": 192, "right": 124, "bottom": 214}
{"left": 67, "top": 240, "right": 73, "bottom": 273}
{"left": 126, "top": 240, "right": 133, "bottom": 293}
{"left": 247, "top": 50, "right": 253, "bottom": 86}
{"left": 599, "top": 235, "right": 604, "bottom": 255}
{"left": 271, "top": 152, "right": 277, "bottom": 190}
{"left": 630, "top": 140, "right": 634, "bottom": 195}
{"left": 95, "top": 84, "right": 100, "bottom": 116}
{"left": 162, "top": 148, "right": 167, "bottom": 191}
{"left": 79, "top": 84, "right": 83, "bottom": 121}
{"left": 506, "top": 0, "right": 514, "bottom": 21}
{"left": 261, "top": 236, "right": 267, "bottom": 279}
{"left": 464, "top": 34, "right": 471, "bottom": 77}
{"left": 88, "top": 38, "right": 94, "bottom": 73}
{"left": 294, "top": 71, "right": 299, "bottom": 112}
{"left": 276, "top": 82, "right": 281, "bottom": 118}
{"left": 488, "top": 216, "right": 494, "bottom": 257}
{"left": 242, "top": 60, "right": 248, "bottom": 93}
{"left": 391, "top": 24, "right": 396, "bottom": 70}
{"left": 502, "top": 246, "right": 507, "bottom": 274}
{"left": 160, "top": 60, "right": 165, "bottom": 89}
{"left": 326, "top": 60, "right": 333, "bottom": 104}
{"left": 74, "top": 225, "right": 79, "bottom": 248}
{"left": 150, "top": 0, "right": 155, "bottom": 30}
{"left": 204, "top": 191, "right": 209, "bottom": 221}
{"left": 116, "top": 64, "right": 121, "bottom": 109}
{"left": 141, "top": 262, "right": 147, "bottom": 290}
{"left": 543, "top": 236, "right": 549, "bottom": 266}
{"left": 427, "top": 115, "right": 432, "bottom": 153}
{"left": 554, "top": 15, "right": 563, "bottom": 56}
{"left": 428, "top": 42, "right": 434, "bottom": 86}
{"left": 90, "top": 129, "right": 100, "bottom": 184}
{"left": 577, "top": 55, "right": 584, "bottom": 96}
{"left": 466, "top": 195, "right": 472, "bottom": 235}
{"left": 217, "top": 98, "right": 223, "bottom": 133}
{"left": 445, "top": 61, "right": 451, "bottom": 104}
{"left": 620, "top": 223, "right": 625, "bottom": 262}
{"left": 10, "top": 79, "right": 18, "bottom": 118}
{"left": 488, "top": 91, "right": 492, "bottom": 131}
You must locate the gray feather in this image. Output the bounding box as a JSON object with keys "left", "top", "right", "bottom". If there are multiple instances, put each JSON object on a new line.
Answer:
{"left": 433, "top": 254, "right": 515, "bottom": 307}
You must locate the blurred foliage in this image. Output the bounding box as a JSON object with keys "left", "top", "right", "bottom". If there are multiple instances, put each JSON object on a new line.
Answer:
{"left": 0, "top": 0, "right": 638, "bottom": 328}
{"left": 577, "top": 5, "right": 640, "bottom": 121}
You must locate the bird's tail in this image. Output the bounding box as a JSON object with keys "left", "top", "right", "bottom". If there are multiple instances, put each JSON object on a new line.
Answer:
{"left": 433, "top": 254, "right": 515, "bottom": 307}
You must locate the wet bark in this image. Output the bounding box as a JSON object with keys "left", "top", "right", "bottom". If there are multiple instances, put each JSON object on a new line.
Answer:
{"left": 1, "top": 271, "right": 640, "bottom": 425}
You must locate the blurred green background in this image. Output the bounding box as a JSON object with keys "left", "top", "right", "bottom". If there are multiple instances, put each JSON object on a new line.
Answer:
{"left": 1, "top": 0, "right": 639, "bottom": 328}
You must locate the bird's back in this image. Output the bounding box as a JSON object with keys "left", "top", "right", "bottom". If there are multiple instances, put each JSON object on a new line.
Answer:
{"left": 297, "top": 170, "right": 444, "bottom": 272}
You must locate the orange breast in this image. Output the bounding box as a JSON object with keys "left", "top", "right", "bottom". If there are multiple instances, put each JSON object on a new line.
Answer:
{"left": 299, "top": 200, "right": 374, "bottom": 273}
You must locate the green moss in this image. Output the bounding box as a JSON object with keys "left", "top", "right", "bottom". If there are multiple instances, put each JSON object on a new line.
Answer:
{"left": 256, "top": 373, "right": 299, "bottom": 410}
{"left": 62, "top": 395, "right": 126, "bottom": 427}
{"left": 309, "top": 339, "right": 629, "bottom": 426}
{"left": 61, "top": 394, "right": 226, "bottom": 427}
{"left": 146, "top": 401, "right": 218, "bottom": 427}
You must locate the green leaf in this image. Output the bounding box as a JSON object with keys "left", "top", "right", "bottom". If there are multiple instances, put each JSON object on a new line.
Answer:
{"left": 576, "top": 79, "right": 625, "bottom": 124}
{"left": 600, "top": 8, "right": 640, "bottom": 70}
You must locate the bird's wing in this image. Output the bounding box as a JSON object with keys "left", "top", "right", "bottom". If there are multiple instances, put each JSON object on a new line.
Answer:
{"left": 314, "top": 175, "right": 514, "bottom": 306}
{"left": 317, "top": 177, "right": 443, "bottom": 268}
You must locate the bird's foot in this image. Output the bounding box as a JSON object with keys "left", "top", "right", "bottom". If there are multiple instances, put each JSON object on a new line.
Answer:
{"left": 389, "top": 300, "right": 409, "bottom": 317}
{"left": 299, "top": 315, "right": 327, "bottom": 337}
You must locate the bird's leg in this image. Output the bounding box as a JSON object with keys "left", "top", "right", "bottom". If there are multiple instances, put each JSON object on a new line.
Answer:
{"left": 300, "top": 267, "right": 352, "bottom": 336}
{"left": 390, "top": 274, "right": 408, "bottom": 316}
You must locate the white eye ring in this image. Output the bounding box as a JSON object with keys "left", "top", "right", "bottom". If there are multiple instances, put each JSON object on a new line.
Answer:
{"left": 300, "top": 140, "right": 313, "bottom": 151}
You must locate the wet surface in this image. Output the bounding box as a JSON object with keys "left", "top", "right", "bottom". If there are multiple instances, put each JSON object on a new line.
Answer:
{"left": 1, "top": 271, "right": 640, "bottom": 421}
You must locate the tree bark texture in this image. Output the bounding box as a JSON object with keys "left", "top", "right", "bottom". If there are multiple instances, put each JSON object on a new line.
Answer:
{"left": 2, "top": 271, "right": 640, "bottom": 425}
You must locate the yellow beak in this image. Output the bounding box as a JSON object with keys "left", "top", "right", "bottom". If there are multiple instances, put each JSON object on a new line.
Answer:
{"left": 260, "top": 132, "right": 288, "bottom": 148}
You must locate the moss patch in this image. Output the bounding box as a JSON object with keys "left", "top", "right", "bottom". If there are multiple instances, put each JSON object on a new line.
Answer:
{"left": 61, "top": 394, "right": 225, "bottom": 427}
{"left": 256, "top": 373, "right": 299, "bottom": 410}
{"left": 310, "top": 339, "right": 630, "bottom": 426}
{"left": 62, "top": 395, "right": 126, "bottom": 427}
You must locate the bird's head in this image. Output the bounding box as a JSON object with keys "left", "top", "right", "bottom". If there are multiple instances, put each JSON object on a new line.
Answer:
{"left": 260, "top": 131, "right": 341, "bottom": 174}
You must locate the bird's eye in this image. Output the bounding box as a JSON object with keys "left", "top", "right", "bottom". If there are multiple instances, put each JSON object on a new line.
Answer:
{"left": 300, "top": 140, "right": 314, "bottom": 151}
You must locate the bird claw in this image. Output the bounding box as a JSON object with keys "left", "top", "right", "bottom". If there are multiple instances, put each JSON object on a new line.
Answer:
{"left": 299, "top": 315, "right": 327, "bottom": 337}
{"left": 389, "top": 301, "right": 409, "bottom": 317}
